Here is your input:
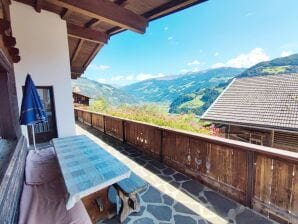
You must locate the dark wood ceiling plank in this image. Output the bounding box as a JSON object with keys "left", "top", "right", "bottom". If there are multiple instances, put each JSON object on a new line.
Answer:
{"left": 49, "top": 0, "right": 148, "bottom": 33}
{"left": 67, "top": 23, "right": 109, "bottom": 44}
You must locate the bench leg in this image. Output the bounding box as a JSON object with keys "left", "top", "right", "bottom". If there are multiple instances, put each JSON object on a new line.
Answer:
{"left": 118, "top": 190, "right": 140, "bottom": 223}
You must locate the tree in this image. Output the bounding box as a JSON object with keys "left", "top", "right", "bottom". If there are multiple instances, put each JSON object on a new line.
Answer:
{"left": 89, "top": 97, "right": 107, "bottom": 112}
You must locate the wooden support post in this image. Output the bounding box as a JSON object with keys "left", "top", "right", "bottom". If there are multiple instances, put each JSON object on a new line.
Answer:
{"left": 246, "top": 151, "right": 255, "bottom": 208}
{"left": 160, "top": 130, "right": 163, "bottom": 163}
{"left": 103, "top": 115, "right": 106, "bottom": 134}
{"left": 122, "top": 120, "right": 125, "bottom": 142}
{"left": 90, "top": 112, "right": 93, "bottom": 127}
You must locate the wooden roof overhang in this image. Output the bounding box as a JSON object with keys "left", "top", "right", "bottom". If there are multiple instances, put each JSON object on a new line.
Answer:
{"left": 13, "top": 0, "right": 207, "bottom": 79}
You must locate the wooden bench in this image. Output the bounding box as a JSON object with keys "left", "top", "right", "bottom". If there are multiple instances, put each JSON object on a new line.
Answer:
{"left": 112, "top": 172, "right": 148, "bottom": 223}
{"left": 18, "top": 147, "right": 92, "bottom": 224}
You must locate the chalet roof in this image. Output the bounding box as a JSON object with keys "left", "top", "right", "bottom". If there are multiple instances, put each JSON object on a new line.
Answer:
{"left": 201, "top": 73, "right": 298, "bottom": 132}
{"left": 15, "top": 0, "right": 207, "bottom": 79}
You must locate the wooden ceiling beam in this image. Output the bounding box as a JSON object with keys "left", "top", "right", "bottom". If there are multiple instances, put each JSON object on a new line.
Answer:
{"left": 49, "top": 0, "right": 148, "bottom": 34}
{"left": 35, "top": 0, "right": 43, "bottom": 12}
{"left": 67, "top": 23, "right": 109, "bottom": 44}
{"left": 108, "top": 0, "right": 207, "bottom": 35}
{"left": 143, "top": 0, "right": 207, "bottom": 20}
{"left": 84, "top": 0, "right": 127, "bottom": 29}
{"left": 71, "top": 66, "right": 84, "bottom": 75}
{"left": 71, "top": 39, "right": 83, "bottom": 63}
{"left": 85, "top": 18, "right": 101, "bottom": 29}
{"left": 114, "top": 0, "right": 127, "bottom": 6}
{"left": 60, "top": 8, "right": 71, "bottom": 19}
{"left": 83, "top": 43, "right": 102, "bottom": 68}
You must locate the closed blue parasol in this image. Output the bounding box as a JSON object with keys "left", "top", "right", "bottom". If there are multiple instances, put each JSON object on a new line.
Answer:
{"left": 20, "top": 74, "right": 47, "bottom": 150}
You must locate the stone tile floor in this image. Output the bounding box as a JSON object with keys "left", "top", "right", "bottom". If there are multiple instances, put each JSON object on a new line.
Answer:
{"left": 76, "top": 122, "right": 276, "bottom": 224}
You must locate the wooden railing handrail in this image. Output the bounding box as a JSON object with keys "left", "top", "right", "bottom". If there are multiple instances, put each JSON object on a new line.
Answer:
{"left": 75, "top": 108, "right": 298, "bottom": 163}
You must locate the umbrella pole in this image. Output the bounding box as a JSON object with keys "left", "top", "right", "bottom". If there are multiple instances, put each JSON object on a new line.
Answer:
{"left": 31, "top": 124, "right": 37, "bottom": 152}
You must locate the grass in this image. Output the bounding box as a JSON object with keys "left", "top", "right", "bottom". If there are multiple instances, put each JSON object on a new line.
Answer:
{"left": 179, "top": 94, "right": 204, "bottom": 109}
{"left": 89, "top": 101, "right": 212, "bottom": 135}
{"left": 262, "top": 66, "right": 289, "bottom": 74}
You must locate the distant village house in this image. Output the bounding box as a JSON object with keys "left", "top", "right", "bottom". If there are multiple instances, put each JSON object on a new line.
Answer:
{"left": 201, "top": 73, "right": 298, "bottom": 152}
{"left": 73, "top": 91, "right": 91, "bottom": 107}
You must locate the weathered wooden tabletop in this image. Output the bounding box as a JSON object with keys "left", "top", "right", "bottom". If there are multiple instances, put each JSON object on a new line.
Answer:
{"left": 52, "top": 135, "right": 131, "bottom": 210}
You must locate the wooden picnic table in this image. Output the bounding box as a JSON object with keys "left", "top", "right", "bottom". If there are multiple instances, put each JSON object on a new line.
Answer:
{"left": 52, "top": 135, "right": 131, "bottom": 210}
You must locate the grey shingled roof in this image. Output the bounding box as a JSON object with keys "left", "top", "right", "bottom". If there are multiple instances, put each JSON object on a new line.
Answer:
{"left": 201, "top": 73, "right": 298, "bottom": 131}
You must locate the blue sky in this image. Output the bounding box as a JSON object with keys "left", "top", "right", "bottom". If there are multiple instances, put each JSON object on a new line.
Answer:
{"left": 83, "top": 0, "right": 298, "bottom": 86}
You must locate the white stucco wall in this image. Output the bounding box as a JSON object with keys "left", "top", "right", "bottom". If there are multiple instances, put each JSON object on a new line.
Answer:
{"left": 10, "top": 1, "right": 75, "bottom": 140}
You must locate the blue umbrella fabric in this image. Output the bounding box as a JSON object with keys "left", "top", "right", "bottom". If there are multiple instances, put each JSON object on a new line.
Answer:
{"left": 20, "top": 74, "right": 47, "bottom": 150}
{"left": 20, "top": 74, "right": 47, "bottom": 125}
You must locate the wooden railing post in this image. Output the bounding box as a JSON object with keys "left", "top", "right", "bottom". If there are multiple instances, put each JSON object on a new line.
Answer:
{"left": 160, "top": 129, "right": 163, "bottom": 163}
{"left": 90, "top": 112, "right": 93, "bottom": 127}
{"left": 103, "top": 115, "right": 106, "bottom": 134}
{"left": 246, "top": 151, "right": 255, "bottom": 208}
{"left": 74, "top": 109, "right": 78, "bottom": 121}
{"left": 122, "top": 120, "right": 126, "bottom": 142}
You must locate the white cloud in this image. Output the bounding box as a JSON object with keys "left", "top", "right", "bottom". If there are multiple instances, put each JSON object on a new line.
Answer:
{"left": 281, "top": 50, "right": 293, "bottom": 57}
{"left": 97, "top": 78, "right": 107, "bottom": 83}
{"left": 90, "top": 64, "right": 110, "bottom": 71}
{"left": 164, "top": 26, "right": 169, "bottom": 31}
{"left": 214, "top": 52, "right": 219, "bottom": 57}
{"left": 212, "top": 48, "right": 269, "bottom": 68}
{"left": 192, "top": 67, "right": 200, "bottom": 72}
{"left": 212, "top": 62, "right": 226, "bottom": 69}
{"left": 245, "top": 12, "right": 253, "bottom": 17}
{"left": 187, "top": 60, "right": 200, "bottom": 66}
{"left": 136, "top": 73, "right": 165, "bottom": 81}
{"left": 180, "top": 69, "right": 188, "bottom": 74}
{"left": 111, "top": 75, "right": 135, "bottom": 82}
{"left": 168, "top": 36, "right": 173, "bottom": 40}
{"left": 126, "top": 75, "right": 135, "bottom": 81}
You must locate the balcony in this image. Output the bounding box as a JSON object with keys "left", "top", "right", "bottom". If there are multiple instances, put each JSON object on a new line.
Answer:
{"left": 75, "top": 108, "right": 298, "bottom": 224}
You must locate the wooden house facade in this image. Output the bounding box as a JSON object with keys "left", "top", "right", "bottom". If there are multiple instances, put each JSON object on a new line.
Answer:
{"left": 73, "top": 91, "right": 91, "bottom": 107}
{"left": 202, "top": 74, "right": 298, "bottom": 152}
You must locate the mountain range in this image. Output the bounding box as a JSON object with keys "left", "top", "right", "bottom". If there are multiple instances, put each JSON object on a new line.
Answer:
{"left": 72, "top": 53, "right": 298, "bottom": 115}
{"left": 72, "top": 77, "right": 137, "bottom": 106}
{"left": 121, "top": 67, "right": 245, "bottom": 103}
{"left": 169, "top": 53, "right": 298, "bottom": 115}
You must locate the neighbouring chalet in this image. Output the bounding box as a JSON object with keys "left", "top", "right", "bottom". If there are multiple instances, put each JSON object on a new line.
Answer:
{"left": 202, "top": 73, "right": 298, "bottom": 152}
{"left": 73, "top": 91, "right": 91, "bottom": 107}
{"left": 0, "top": 1, "right": 297, "bottom": 223}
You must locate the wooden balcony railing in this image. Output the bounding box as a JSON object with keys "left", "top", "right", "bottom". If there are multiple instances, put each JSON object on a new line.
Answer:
{"left": 74, "top": 108, "right": 298, "bottom": 223}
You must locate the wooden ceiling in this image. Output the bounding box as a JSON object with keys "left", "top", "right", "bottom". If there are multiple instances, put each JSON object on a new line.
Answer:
{"left": 14, "top": 0, "right": 207, "bottom": 79}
